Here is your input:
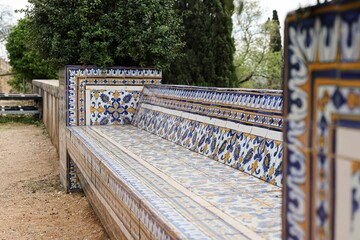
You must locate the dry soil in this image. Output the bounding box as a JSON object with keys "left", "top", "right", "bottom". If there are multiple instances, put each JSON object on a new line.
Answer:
{"left": 0, "top": 118, "right": 108, "bottom": 240}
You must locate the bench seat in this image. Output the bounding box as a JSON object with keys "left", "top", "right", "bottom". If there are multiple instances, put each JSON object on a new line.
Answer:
{"left": 67, "top": 125, "right": 281, "bottom": 240}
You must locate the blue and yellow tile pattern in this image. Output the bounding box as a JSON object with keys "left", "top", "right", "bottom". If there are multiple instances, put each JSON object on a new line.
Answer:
{"left": 284, "top": 1, "right": 360, "bottom": 239}
{"left": 67, "top": 125, "right": 282, "bottom": 239}
{"left": 89, "top": 89, "right": 141, "bottom": 125}
{"left": 133, "top": 106, "right": 283, "bottom": 187}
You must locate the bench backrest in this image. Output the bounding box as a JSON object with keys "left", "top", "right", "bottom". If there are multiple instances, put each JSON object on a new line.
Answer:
{"left": 133, "top": 85, "right": 284, "bottom": 187}
{"left": 64, "top": 66, "right": 161, "bottom": 126}
{"left": 63, "top": 66, "right": 284, "bottom": 187}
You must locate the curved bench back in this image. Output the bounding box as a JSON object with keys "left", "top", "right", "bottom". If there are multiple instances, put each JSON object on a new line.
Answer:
{"left": 133, "top": 85, "right": 284, "bottom": 187}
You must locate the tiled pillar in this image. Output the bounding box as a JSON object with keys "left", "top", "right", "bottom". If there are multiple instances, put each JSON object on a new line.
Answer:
{"left": 283, "top": 1, "right": 360, "bottom": 239}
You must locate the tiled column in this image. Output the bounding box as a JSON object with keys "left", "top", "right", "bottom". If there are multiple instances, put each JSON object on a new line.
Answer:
{"left": 283, "top": 1, "right": 360, "bottom": 239}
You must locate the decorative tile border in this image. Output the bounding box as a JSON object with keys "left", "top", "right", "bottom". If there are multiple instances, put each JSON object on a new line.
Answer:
{"left": 65, "top": 66, "right": 161, "bottom": 126}
{"left": 141, "top": 85, "right": 283, "bottom": 131}
{"left": 283, "top": 2, "right": 360, "bottom": 239}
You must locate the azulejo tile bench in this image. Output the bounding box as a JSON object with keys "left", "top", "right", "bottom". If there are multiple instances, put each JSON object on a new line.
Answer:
{"left": 61, "top": 66, "right": 283, "bottom": 239}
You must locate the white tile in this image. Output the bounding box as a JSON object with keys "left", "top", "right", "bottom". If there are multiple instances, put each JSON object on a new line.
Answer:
{"left": 172, "top": 109, "right": 183, "bottom": 118}
{"left": 214, "top": 119, "right": 227, "bottom": 128}
{"left": 207, "top": 117, "right": 216, "bottom": 126}
{"left": 238, "top": 124, "right": 252, "bottom": 134}
{"left": 147, "top": 104, "right": 155, "bottom": 110}
{"left": 188, "top": 113, "right": 199, "bottom": 121}
{"left": 197, "top": 116, "right": 207, "bottom": 124}
{"left": 153, "top": 105, "right": 162, "bottom": 112}
{"left": 251, "top": 126, "right": 267, "bottom": 137}
{"left": 227, "top": 121, "right": 239, "bottom": 131}
{"left": 335, "top": 158, "right": 353, "bottom": 240}
{"left": 336, "top": 127, "right": 360, "bottom": 161}
{"left": 266, "top": 130, "right": 283, "bottom": 141}
{"left": 165, "top": 109, "right": 173, "bottom": 115}
{"left": 182, "top": 112, "right": 190, "bottom": 119}
{"left": 85, "top": 90, "right": 91, "bottom": 126}
{"left": 85, "top": 85, "right": 143, "bottom": 91}
{"left": 142, "top": 103, "right": 152, "bottom": 110}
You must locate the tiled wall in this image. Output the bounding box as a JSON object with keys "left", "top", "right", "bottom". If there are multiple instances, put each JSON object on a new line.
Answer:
{"left": 64, "top": 66, "right": 162, "bottom": 191}
{"left": 87, "top": 88, "right": 142, "bottom": 125}
{"left": 133, "top": 85, "right": 284, "bottom": 186}
{"left": 283, "top": 1, "right": 360, "bottom": 239}
{"left": 65, "top": 66, "right": 161, "bottom": 126}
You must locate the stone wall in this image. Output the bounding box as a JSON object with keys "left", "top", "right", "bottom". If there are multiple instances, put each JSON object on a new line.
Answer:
{"left": 33, "top": 80, "right": 60, "bottom": 150}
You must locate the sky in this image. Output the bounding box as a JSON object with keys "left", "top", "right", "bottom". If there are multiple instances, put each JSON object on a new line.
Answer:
{"left": 0, "top": 0, "right": 320, "bottom": 59}
{"left": 258, "top": 0, "right": 317, "bottom": 33}
{"left": 0, "top": 0, "right": 29, "bottom": 19}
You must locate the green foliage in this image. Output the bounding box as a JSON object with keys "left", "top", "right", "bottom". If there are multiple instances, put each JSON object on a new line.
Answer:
{"left": 6, "top": 18, "right": 58, "bottom": 93}
{"left": 0, "top": 115, "right": 41, "bottom": 127}
{"left": 270, "top": 10, "right": 282, "bottom": 52}
{"left": 163, "top": 0, "right": 236, "bottom": 87}
{"left": 25, "top": 0, "right": 184, "bottom": 70}
{"left": 8, "top": 77, "right": 31, "bottom": 93}
{"left": 223, "top": 0, "right": 234, "bottom": 13}
{"left": 233, "top": 0, "right": 282, "bottom": 89}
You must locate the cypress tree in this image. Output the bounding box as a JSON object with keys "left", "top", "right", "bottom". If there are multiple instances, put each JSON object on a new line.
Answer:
{"left": 164, "top": 0, "right": 236, "bottom": 87}
{"left": 270, "top": 10, "right": 282, "bottom": 52}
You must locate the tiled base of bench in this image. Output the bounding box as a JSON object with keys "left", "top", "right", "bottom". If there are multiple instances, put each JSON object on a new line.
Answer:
{"left": 76, "top": 169, "right": 131, "bottom": 239}
{"left": 67, "top": 125, "right": 282, "bottom": 239}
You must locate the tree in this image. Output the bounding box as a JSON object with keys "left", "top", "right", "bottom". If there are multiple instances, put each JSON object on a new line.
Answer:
{"left": 25, "top": 0, "right": 184, "bottom": 71}
{"left": 6, "top": 18, "right": 58, "bottom": 92}
{"left": 233, "top": 0, "right": 282, "bottom": 89}
{"left": 270, "top": 10, "right": 282, "bottom": 52}
{"left": 163, "top": 0, "right": 236, "bottom": 87}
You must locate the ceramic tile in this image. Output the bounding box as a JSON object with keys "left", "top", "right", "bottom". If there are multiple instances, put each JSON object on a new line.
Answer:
{"left": 226, "top": 121, "right": 238, "bottom": 131}
{"left": 266, "top": 129, "right": 283, "bottom": 141}
{"left": 238, "top": 124, "right": 252, "bottom": 134}
{"left": 68, "top": 125, "right": 281, "bottom": 239}
{"left": 65, "top": 69, "right": 287, "bottom": 238}
{"left": 336, "top": 127, "right": 360, "bottom": 161}
{"left": 284, "top": 3, "right": 360, "bottom": 239}
{"left": 65, "top": 66, "right": 161, "bottom": 127}
{"left": 251, "top": 126, "right": 268, "bottom": 138}
{"left": 214, "top": 118, "right": 227, "bottom": 128}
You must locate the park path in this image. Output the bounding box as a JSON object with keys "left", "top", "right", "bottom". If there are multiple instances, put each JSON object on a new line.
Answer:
{"left": 0, "top": 122, "right": 108, "bottom": 240}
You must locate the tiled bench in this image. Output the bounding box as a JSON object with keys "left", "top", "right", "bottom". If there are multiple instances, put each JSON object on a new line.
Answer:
{"left": 62, "top": 67, "right": 283, "bottom": 239}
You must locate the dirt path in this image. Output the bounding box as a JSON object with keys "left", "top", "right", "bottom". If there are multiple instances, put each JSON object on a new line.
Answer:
{"left": 0, "top": 120, "right": 108, "bottom": 240}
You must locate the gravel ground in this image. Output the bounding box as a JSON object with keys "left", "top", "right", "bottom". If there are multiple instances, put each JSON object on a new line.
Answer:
{"left": 0, "top": 117, "right": 108, "bottom": 240}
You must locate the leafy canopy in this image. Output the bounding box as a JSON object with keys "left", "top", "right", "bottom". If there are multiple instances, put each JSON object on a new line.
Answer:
{"left": 6, "top": 18, "right": 57, "bottom": 92}
{"left": 233, "top": 0, "right": 282, "bottom": 89}
{"left": 25, "top": 0, "right": 184, "bottom": 70}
